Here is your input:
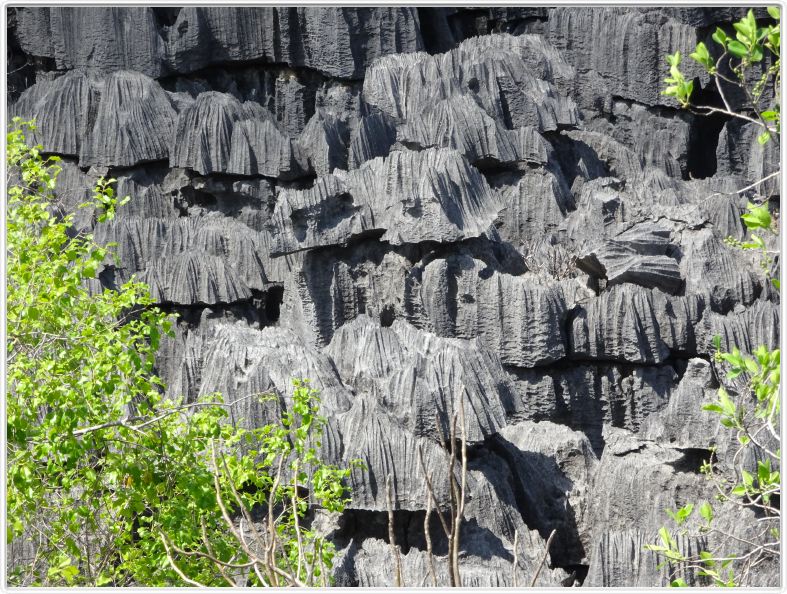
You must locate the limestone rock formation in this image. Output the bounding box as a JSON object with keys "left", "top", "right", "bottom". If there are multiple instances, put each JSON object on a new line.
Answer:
{"left": 270, "top": 147, "right": 503, "bottom": 254}
{"left": 8, "top": 6, "right": 780, "bottom": 588}
{"left": 576, "top": 222, "right": 681, "bottom": 293}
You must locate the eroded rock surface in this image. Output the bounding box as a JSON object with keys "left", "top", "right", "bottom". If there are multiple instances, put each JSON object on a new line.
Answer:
{"left": 8, "top": 6, "right": 779, "bottom": 587}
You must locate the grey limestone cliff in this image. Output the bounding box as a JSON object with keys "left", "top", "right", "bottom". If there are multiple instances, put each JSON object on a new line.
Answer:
{"left": 7, "top": 6, "right": 779, "bottom": 587}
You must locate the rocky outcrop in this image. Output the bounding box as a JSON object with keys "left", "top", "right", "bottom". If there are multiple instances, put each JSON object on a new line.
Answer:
{"left": 326, "top": 315, "right": 518, "bottom": 443}
{"left": 270, "top": 148, "right": 503, "bottom": 254}
{"left": 576, "top": 222, "right": 681, "bottom": 293}
{"left": 8, "top": 6, "right": 779, "bottom": 588}
{"left": 13, "top": 7, "right": 424, "bottom": 80}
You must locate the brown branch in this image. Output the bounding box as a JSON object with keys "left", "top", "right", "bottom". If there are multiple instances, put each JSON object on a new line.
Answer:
{"left": 425, "top": 495, "right": 438, "bottom": 587}
{"left": 209, "top": 441, "right": 269, "bottom": 586}
{"left": 72, "top": 394, "right": 261, "bottom": 437}
{"left": 159, "top": 533, "right": 208, "bottom": 587}
{"left": 386, "top": 474, "right": 404, "bottom": 587}
{"left": 450, "top": 395, "right": 468, "bottom": 587}
{"left": 512, "top": 529, "right": 520, "bottom": 588}
{"left": 418, "top": 445, "right": 451, "bottom": 538}
{"left": 291, "top": 460, "right": 305, "bottom": 581}
{"left": 530, "top": 529, "right": 557, "bottom": 587}
{"left": 200, "top": 517, "right": 238, "bottom": 586}
{"left": 266, "top": 456, "right": 285, "bottom": 585}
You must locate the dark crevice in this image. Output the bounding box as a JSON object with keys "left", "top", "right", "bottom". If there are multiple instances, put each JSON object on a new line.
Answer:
{"left": 6, "top": 8, "right": 46, "bottom": 101}
{"left": 379, "top": 304, "right": 395, "bottom": 328}
{"left": 332, "top": 508, "right": 442, "bottom": 555}
{"left": 158, "top": 57, "right": 355, "bottom": 90}
{"left": 106, "top": 159, "right": 171, "bottom": 177}
{"left": 160, "top": 302, "right": 261, "bottom": 328}
{"left": 668, "top": 447, "right": 715, "bottom": 474}
{"left": 561, "top": 564, "right": 590, "bottom": 587}
{"left": 157, "top": 290, "right": 288, "bottom": 331}
{"left": 271, "top": 228, "right": 387, "bottom": 259}
{"left": 152, "top": 7, "right": 181, "bottom": 28}
{"left": 263, "top": 284, "right": 283, "bottom": 324}
{"left": 685, "top": 82, "right": 729, "bottom": 179}
{"left": 416, "top": 8, "right": 461, "bottom": 55}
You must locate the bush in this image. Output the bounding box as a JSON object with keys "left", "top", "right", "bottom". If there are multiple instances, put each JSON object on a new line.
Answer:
{"left": 7, "top": 118, "right": 356, "bottom": 586}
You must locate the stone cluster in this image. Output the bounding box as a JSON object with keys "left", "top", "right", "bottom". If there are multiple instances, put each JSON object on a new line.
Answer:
{"left": 8, "top": 6, "right": 779, "bottom": 586}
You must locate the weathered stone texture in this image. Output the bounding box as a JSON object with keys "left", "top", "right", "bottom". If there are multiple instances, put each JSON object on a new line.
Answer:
{"left": 8, "top": 6, "right": 779, "bottom": 587}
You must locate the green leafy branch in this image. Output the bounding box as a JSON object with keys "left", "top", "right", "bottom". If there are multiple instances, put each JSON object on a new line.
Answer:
{"left": 663, "top": 8, "right": 780, "bottom": 144}
{"left": 7, "top": 119, "right": 361, "bottom": 587}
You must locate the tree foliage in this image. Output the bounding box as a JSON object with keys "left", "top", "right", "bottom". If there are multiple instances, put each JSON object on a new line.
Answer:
{"left": 664, "top": 8, "right": 780, "bottom": 145}
{"left": 7, "top": 119, "right": 356, "bottom": 586}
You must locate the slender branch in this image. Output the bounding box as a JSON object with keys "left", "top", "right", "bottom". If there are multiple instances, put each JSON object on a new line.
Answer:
{"left": 418, "top": 446, "right": 450, "bottom": 537}
{"left": 208, "top": 439, "right": 270, "bottom": 588}
{"left": 215, "top": 448, "right": 280, "bottom": 587}
{"left": 71, "top": 394, "right": 261, "bottom": 437}
{"left": 424, "top": 495, "right": 437, "bottom": 587}
{"left": 266, "top": 456, "right": 284, "bottom": 585}
{"left": 238, "top": 519, "right": 268, "bottom": 587}
{"left": 512, "top": 529, "right": 519, "bottom": 588}
{"left": 167, "top": 535, "right": 256, "bottom": 569}
{"left": 159, "top": 533, "right": 208, "bottom": 587}
{"left": 444, "top": 408, "right": 461, "bottom": 587}
{"left": 385, "top": 474, "right": 403, "bottom": 587}
{"left": 739, "top": 73, "right": 780, "bottom": 140}
{"left": 687, "top": 104, "right": 776, "bottom": 130}
{"left": 714, "top": 54, "right": 735, "bottom": 113}
{"left": 200, "top": 517, "right": 238, "bottom": 586}
{"left": 291, "top": 459, "right": 305, "bottom": 581}
{"left": 530, "top": 529, "right": 557, "bottom": 587}
{"left": 450, "top": 395, "right": 468, "bottom": 587}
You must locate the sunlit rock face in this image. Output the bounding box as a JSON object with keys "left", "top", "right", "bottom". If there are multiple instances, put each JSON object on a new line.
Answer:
{"left": 8, "top": 6, "right": 779, "bottom": 587}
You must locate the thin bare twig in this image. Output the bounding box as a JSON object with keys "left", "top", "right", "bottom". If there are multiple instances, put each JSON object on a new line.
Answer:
{"left": 450, "top": 395, "right": 468, "bottom": 587}
{"left": 200, "top": 517, "right": 240, "bottom": 586}
{"left": 291, "top": 460, "right": 305, "bottom": 581}
{"left": 72, "top": 394, "right": 261, "bottom": 436}
{"left": 425, "top": 495, "right": 437, "bottom": 587}
{"left": 385, "top": 474, "right": 403, "bottom": 587}
{"left": 418, "top": 446, "right": 450, "bottom": 538}
{"left": 530, "top": 529, "right": 557, "bottom": 587}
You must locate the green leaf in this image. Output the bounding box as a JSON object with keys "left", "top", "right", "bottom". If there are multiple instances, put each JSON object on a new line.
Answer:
{"left": 758, "top": 459, "right": 772, "bottom": 485}
{"left": 768, "top": 6, "right": 780, "bottom": 20}
{"left": 712, "top": 27, "right": 729, "bottom": 46}
{"left": 699, "top": 501, "right": 714, "bottom": 523}
{"left": 675, "top": 503, "right": 694, "bottom": 525}
{"left": 757, "top": 131, "right": 772, "bottom": 144}
{"left": 658, "top": 526, "right": 674, "bottom": 549}
{"left": 666, "top": 51, "right": 682, "bottom": 67}
{"left": 731, "top": 485, "right": 747, "bottom": 496}
{"left": 712, "top": 334, "right": 722, "bottom": 351}
{"left": 699, "top": 550, "right": 716, "bottom": 566}
{"left": 689, "top": 42, "right": 713, "bottom": 69}
{"left": 727, "top": 39, "right": 748, "bottom": 58}
{"left": 741, "top": 203, "right": 771, "bottom": 230}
